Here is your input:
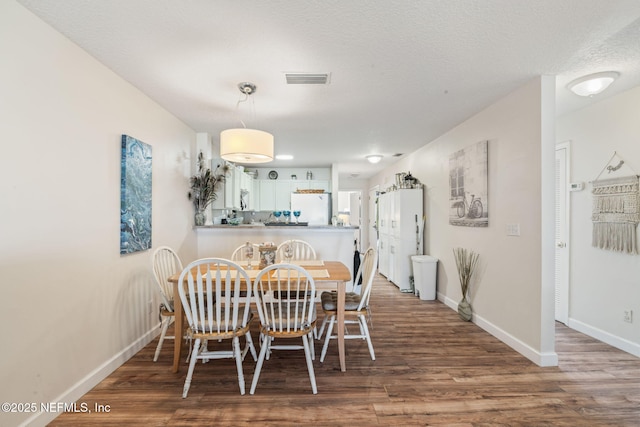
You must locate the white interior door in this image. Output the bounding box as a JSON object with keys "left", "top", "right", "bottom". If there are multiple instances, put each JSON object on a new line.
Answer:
{"left": 555, "top": 142, "right": 570, "bottom": 324}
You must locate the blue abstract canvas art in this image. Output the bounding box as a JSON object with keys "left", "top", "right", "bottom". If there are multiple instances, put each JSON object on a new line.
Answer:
{"left": 120, "top": 135, "right": 152, "bottom": 254}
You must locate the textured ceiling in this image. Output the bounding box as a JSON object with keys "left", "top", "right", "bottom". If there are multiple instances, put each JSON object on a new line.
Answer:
{"left": 17, "top": 0, "right": 640, "bottom": 180}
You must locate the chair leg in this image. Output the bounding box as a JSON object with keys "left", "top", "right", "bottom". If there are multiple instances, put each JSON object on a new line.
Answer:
{"left": 182, "top": 338, "right": 201, "bottom": 398}
{"left": 316, "top": 315, "right": 329, "bottom": 340}
{"left": 153, "top": 315, "right": 171, "bottom": 362}
{"left": 202, "top": 339, "right": 210, "bottom": 363}
{"left": 250, "top": 334, "right": 270, "bottom": 395}
{"left": 359, "top": 315, "right": 375, "bottom": 361}
{"left": 308, "top": 333, "right": 315, "bottom": 360}
{"left": 320, "top": 314, "right": 335, "bottom": 363}
{"left": 244, "top": 331, "right": 258, "bottom": 362}
{"left": 232, "top": 336, "right": 246, "bottom": 395}
{"left": 302, "top": 334, "right": 318, "bottom": 394}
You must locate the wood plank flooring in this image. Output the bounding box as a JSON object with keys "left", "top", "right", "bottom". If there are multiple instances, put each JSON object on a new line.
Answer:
{"left": 48, "top": 274, "right": 640, "bottom": 426}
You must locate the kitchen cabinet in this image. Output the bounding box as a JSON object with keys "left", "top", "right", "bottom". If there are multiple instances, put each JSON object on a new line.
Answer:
{"left": 223, "top": 165, "right": 240, "bottom": 209}
{"left": 212, "top": 161, "right": 255, "bottom": 211}
{"left": 377, "top": 192, "right": 392, "bottom": 277}
{"left": 258, "top": 180, "right": 276, "bottom": 211}
{"left": 238, "top": 169, "right": 254, "bottom": 210}
{"left": 275, "top": 181, "right": 293, "bottom": 210}
{"left": 255, "top": 179, "right": 331, "bottom": 211}
{"left": 377, "top": 188, "right": 423, "bottom": 291}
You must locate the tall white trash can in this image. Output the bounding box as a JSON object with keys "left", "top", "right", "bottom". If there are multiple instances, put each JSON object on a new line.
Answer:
{"left": 411, "top": 255, "right": 438, "bottom": 300}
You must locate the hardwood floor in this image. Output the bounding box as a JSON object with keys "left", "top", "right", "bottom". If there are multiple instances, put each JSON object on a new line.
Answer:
{"left": 49, "top": 274, "right": 640, "bottom": 426}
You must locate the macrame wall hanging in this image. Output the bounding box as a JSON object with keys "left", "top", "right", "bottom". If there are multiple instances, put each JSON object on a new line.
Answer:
{"left": 591, "top": 152, "right": 640, "bottom": 254}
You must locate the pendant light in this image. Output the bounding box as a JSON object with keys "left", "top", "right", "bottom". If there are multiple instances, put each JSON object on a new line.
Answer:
{"left": 220, "top": 82, "right": 274, "bottom": 163}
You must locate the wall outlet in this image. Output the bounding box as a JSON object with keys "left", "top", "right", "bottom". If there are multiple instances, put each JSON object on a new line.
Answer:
{"left": 623, "top": 309, "right": 633, "bottom": 323}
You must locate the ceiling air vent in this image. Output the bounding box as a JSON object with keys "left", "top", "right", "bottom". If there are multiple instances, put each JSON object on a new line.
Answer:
{"left": 285, "top": 73, "right": 331, "bottom": 85}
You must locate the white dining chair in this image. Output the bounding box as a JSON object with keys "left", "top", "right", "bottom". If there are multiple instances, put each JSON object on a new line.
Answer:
{"left": 319, "top": 247, "right": 377, "bottom": 363}
{"left": 177, "top": 258, "right": 257, "bottom": 398}
{"left": 276, "top": 239, "right": 316, "bottom": 262}
{"left": 231, "top": 242, "right": 260, "bottom": 263}
{"left": 250, "top": 263, "right": 318, "bottom": 394}
{"left": 151, "top": 246, "right": 183, "bottom": 362}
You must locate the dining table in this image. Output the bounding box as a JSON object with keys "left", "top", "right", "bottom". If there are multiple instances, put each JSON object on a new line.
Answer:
{"left": 168, "top": 260, "right": 352, "bottom": 373}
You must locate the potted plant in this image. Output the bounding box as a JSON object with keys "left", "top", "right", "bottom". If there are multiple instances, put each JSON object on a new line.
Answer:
{"left": 188, "top": 151, "right": 227, "bottom": 226}
{"left": 453, "top": 247, "right": 480, "bottom": 321}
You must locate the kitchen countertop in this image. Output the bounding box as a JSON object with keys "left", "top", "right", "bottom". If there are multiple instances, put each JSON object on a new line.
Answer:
{"left": 194, "top": 223, "right": 360, "bottom": 281}
{"left": 196, "top": 224, "right": 358, "bottom": 230}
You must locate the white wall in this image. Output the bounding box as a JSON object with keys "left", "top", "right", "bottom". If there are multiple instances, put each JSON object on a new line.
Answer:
{"left": 557, "top": 86, "right": 640, "bottom": 356}
{"left": 0, "top": 3, "right": 197, "bottom": 426}
{"left": 369, "top": 77, "right": 558, "bottom": 365}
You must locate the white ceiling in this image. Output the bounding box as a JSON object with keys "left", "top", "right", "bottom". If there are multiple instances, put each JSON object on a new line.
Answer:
{"left": 18, "top": 0, "right": 640, "bottom": 180}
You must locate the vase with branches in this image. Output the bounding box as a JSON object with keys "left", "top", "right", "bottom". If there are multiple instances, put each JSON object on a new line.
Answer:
{"left": 188, "top": 151, "right": 228, "bottom": 226}
{"left": 453, "top": 247, "right": 480, "bottom": 321}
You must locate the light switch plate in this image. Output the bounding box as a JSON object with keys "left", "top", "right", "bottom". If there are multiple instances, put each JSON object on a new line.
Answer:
{"left": 507, "top": 223, "right": 520, "bottom": 236}
{"left": 570, "top": 182, "right": 584, "bottom": 191}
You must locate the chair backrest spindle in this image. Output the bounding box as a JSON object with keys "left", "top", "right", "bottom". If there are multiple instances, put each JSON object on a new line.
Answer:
{"left": 179, "top": 258, "right": 252, "bottom": 335}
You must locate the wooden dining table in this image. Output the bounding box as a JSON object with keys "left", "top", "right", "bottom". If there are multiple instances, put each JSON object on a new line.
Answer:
{"left": 168, "top": 260, "right": 352, "bottom": 373}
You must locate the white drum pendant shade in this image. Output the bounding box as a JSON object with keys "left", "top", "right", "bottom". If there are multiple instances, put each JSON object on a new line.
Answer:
{"left": 220, "top": 128, "right": 274, "bottom": 163}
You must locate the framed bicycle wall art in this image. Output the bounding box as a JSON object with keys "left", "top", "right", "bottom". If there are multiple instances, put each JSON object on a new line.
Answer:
{"left": 449, "top": 140, "right": 488, "bottom": 227}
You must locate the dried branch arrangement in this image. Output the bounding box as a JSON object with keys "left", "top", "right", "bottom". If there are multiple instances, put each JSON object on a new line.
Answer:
{"left": 453, "top": 247, "right": 480, "bottom": 297}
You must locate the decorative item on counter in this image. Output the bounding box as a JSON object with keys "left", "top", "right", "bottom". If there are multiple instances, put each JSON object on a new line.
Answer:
{"left": 283, "top": 210, "right": 291, "bottom": 223}
{"left": 259, "top": 243, "right": 277, "bottom": 269}
{"left": 453, "top": 247, "right": 480, "bottom": 322}
{"left": 273, "top": 210, "right": 282, "bottom": 222}
{"left": 188, "top": 151, "right": 228, "bottom": 226}
{"left": 293, "top": 210, "right": 301, "bottom": 223}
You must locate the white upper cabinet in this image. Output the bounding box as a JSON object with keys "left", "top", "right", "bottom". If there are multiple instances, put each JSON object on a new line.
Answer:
{"left": 258, "top": 180, "right": 276, "bottom": 211}
{"left": 211, "top": 161, "right": 255, "bottom": 211}
{"left": 255, "top": 179, "right": 331, "bottom": 212}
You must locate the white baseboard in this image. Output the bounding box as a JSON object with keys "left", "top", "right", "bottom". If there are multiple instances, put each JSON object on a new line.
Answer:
{"left": 438, "top": 293, "right": 558, "bottom": 367}
{"left": 568, "top": 318, "right": 640, "bottom": 357}
{"left": 21, "top": 327, "right": 159, "bottom": 427}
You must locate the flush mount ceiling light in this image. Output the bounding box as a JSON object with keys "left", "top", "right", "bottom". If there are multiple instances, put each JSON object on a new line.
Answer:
{"left": 567, "top": 71, "right": 619, "bottom": 97}
{"left": 366, "top": 154, "right": 383, "bottom": 164}
{"left": 220, "top": 82, "right": 274, "bottom": 164}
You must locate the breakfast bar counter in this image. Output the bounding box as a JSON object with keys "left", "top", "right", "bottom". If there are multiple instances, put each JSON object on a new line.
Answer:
{"left": 194, "top": 225, "right": 359, "bottom": 285}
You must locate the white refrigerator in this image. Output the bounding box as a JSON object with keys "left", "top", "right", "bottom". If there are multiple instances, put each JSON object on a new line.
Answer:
{"left": 290, "top": 193, "right": 332, "bottom": 225}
